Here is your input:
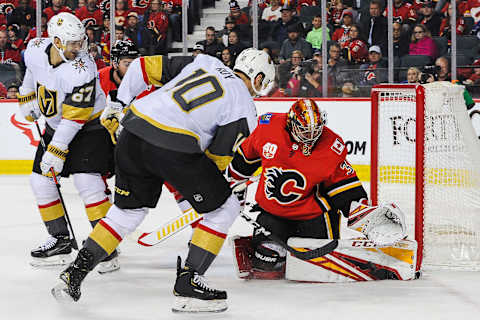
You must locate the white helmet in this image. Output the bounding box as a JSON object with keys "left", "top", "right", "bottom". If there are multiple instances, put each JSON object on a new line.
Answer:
{"left": 48, "top": 12, "right": 87, "bottom": 62}
{"left": 234, "top": 48, "right": 275, "bottom": 96}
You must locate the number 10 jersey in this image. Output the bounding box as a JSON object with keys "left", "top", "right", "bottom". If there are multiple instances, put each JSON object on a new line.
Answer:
{"left": 122, "top": 54, "right": 258, "bottom": 171}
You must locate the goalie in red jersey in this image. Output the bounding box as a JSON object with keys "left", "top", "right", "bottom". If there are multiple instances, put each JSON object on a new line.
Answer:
{"left": 227, "top": 98, "right": 408, "bottom": 280}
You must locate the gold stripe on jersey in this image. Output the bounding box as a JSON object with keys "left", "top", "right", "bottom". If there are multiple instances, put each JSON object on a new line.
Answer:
{"left": 88, "top": 110, "right": 102, "bottom": 121}
{"left": 205, "top": 149, "right": 232, "bottom": 171}
{"left": 143, "top": 56, "right": 164, "bottom": 86}
{"left": 238, "top": 146, "right": 262, "bottom": 164}
{"left": 190, "top": 227, "right": 225, "bottom": 255}
{"left": 327, "top": 180, "right": 363, "bottom": 197}
{"left": 62, "top": 103, "right": 94, "bottom": 121}
{"left": 39, "top": 200, "right": 64, "bottom": 222}
{"left": 130, "top": 104, "right": 200, "bottom": 140}
{"left": 89, "top": 220, "right": 121, "bottom": 255}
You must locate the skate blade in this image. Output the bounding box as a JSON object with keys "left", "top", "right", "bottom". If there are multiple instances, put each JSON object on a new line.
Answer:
{"left": 51, "top": 282, "right": 75, "bottom": 303}
{"left": 172, "top": 297, "right": 228, "bottom": 313}
{"left": 97, "top": 257, "right": 120, "bottom": 274}
{"left": 30, "top": 254, "right": 73, "bottom": 268}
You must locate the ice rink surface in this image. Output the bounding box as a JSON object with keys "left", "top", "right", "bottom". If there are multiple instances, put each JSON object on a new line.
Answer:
{"left": 1, "top": 176, "right": 479, "bottom": 320}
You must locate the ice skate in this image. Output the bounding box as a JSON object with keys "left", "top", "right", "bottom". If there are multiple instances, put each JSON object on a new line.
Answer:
{"left": 172, "top": 257, "right": 227, "bottom": 313}
{"left": 30, "top": 235, "right": 73, "bottom": 267}
{"left": 51, "top": 248, "right": 93, "bottom": 302}
{"left": 97, "top": 249, "right": 120, "bottom": 274}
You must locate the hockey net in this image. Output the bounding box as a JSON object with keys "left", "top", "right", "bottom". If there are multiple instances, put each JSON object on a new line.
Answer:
{"left": 371, "top": 82, "right": 480, "bottom": 271}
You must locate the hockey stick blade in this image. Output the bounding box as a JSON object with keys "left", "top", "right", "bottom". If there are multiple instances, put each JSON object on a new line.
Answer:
{"left": 137, "top": 209, "right": 202, "bottom": 246}
{"left": 240, "top": 210, "right": 338, "bottom": 260}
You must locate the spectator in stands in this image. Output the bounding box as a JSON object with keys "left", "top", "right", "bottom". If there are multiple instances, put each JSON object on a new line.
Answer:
{"left": 7, "top": 0, "right": 36, "bottom": 38}
{"left": 332, "top": 10, "right": 354, "bottom": 49}
{"left": 385, "top": 0, "right": 417, "bottom": 30}
{"left": 145, "top": 0, "right": 169, "bottom": 55}
{"left": 339, "top": 79, "right": 359, "bottom": 97}
{"left": 418, "top": 1, "right": 441, "bottom": 37}
{"left": 219, "top": 16, "right": 239, "bottom": 47}
{"left": 75, "top": 0, "right": 103, "bottom": 27}
{"left": 25, "top": 12, "right": 49, "bottom": 44}
{"left": 306, "top": 15, "right": 331, "bottom": 50}
{"left": 229, "top": 0, "right": 249, "bottom": 25}
{"left": 221, "top": 47, "right": 235, "bottom": 68}
{"left": 261, "top": 0, "right": 282, "bottom": 22}
{"left": 0, "top": 82, "right": 7, "bottom": 99}
{"left": 359, "top": 45, "right": 387, "bottom": 91}
{"left": 88, "top": 43, "right": 106, "bottom": 69}
{"left": 435, "top": 56, "right": 451, "bottom": 81}
{"left": 270, "top": 4, "right": 303, "bottom": 44}
{"left": 43, "top": 0, "right": 72, "bottom": 22}
{"left": 276, "top": 50, "right": 305, "bottom": 97}
{"left": 192, "top": 43, "right": 204, "bottom": 57}
{"left": 197, "top": 26, "right": 224, "bottom": 58}
{"left": 78, "top": 0, "right": 86, "bottom": 9}
{"left": 0, "top": 29, "right": 21, "bottom": 64}
{"left": 115, "top": 0, "right": 130, "bottom": 26}
{"left": 163, "top": 0, "right": 181, "bottom": 42}
{"left": 329, "top": 0, "right": 345, "bottom": 30}
{"left": 100, "top": 12, "right": 111, "bottom": 62}
{"left": 393, "top": 22, "right": 409, "bottom": 57}
{"left": 344, "top": 24, "right": 368, "bottom": 64}
{"left": 86, "top": 26, "right": 96, "bottom": 45}
{"left": 227, "top": 30, "right": 247, "bottom": 58}
{"left": 409, "top": 24, "right": 438, "bottom": 60}
{"left": 404, "top": 66, "right": 421, "bottom": 83}
{"left": 359, "top": 0, "right": 387, "bottom": 54}
{"left": 7, "top": 24, "right": 25, "bottom": 52}
{"left": 328, "top": 42, "right": 347, "bottom": 88}
{"left": 6, "top": 81, "right": 20, "bottom": 99}
{"left": 115, "top": 25, "right": 129, "bottom": 42}
{"left": 439, "top": 3, "right": 466, "bottom": 38}
{"left": 463, "top": 59, "right": 480, "bottom": 86}
{"left": 280, "top": 23, "right": 313, "bottom": 63}
{"left": 125, "top": 11, "right": 147, "bottom": 53}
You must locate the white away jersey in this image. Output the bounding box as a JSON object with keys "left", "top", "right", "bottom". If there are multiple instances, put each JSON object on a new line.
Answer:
{"left": 122, "top": 54, "right": 258, "bottom": 171}
{"left": 21, "top": 38, "right": 106, "bottom": 130}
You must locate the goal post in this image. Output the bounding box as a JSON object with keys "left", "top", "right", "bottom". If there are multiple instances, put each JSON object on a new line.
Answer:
{"left": 370, "top": 82, "right": 480, "bottom": 272}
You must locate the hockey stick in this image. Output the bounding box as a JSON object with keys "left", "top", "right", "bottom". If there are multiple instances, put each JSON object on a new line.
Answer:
{"left": 240, "top": 203, "right": 338, "bottom": 261}
{"left": 34, "top": 120, "right": 79, "bottom": 250}
{"left": 137, "top": 175, "right": 262, "bottom": 247}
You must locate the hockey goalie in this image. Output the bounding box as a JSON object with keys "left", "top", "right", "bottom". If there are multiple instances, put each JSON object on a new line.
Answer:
{"left": 228, "top": 98, "right": 417, "bottom": 282}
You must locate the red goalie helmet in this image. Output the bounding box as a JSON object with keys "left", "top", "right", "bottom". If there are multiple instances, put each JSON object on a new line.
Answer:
{"left": 287, "top": 98, "right": 327, "bottom": 155}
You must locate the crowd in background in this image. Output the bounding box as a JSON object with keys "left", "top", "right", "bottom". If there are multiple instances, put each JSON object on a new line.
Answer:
{"left": 3, "top": 0, "right": 480, "bottom": 98}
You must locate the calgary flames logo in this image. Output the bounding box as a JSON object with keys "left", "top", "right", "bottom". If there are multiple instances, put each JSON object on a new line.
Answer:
{"left": 36, "top": 83, "right": 58, "bottom": 118}
{"left": 264, "top": 167, "right": 306, "bottom": 204}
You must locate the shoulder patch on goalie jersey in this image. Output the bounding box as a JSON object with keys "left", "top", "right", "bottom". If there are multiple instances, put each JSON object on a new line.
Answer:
{"left": 259, "top": 113, "right": 272, "bottom": 124}
{"left": 331, "top": 138, "right": 345, "bottom": 155}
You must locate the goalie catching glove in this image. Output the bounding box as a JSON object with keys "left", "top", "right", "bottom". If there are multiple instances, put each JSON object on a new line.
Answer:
{"left": 40, "top": 142, "right": 69, "bottom": 177}
{"left": 100, "top": 94, "right": 126, "bottom": 144}
{"left": 347, "top": 199, "right": 407, "bottom": 247}
{"left": 17, "top": 91, "right": 41, "bottom": 122}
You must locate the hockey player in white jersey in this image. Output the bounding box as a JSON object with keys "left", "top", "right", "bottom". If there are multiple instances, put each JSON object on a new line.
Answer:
{"left": 18, "top": 12, "right": 118, "bottom": 272}
{"left": 52, "top": 48, "right": 276, "bottom": 313}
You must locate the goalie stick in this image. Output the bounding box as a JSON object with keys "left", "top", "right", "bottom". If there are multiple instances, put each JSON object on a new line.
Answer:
{"left": 240, "top": 204, "right": 338, "bottom": 261}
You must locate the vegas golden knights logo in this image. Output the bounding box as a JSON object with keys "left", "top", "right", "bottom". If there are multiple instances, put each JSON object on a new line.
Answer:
{"left": 36, "top": 83, "right": 58, "bottom": 117}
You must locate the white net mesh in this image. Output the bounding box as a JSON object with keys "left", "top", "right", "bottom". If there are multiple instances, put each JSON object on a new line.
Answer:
{"left": 373, "top": 82, "right": 480, "bottom": 270}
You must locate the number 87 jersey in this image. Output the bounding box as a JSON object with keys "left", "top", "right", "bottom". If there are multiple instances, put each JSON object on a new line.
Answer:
{"left": 122, "top": 54, "right": 258, "bottom": 171}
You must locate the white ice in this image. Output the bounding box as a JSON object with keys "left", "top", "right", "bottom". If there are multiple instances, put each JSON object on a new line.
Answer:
{"left": 1, "top": 176, "right": 479, "bottom": 320}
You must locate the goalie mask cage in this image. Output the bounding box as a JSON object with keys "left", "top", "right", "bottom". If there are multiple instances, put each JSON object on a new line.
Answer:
{"left": 371, "top": 82, "right": 480, "bottom": 272}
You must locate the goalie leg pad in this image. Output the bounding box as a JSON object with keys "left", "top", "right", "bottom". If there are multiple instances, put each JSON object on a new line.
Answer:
{"left": 230, "top": 236, "right": 286, "bottom": 280}
{"left": 285, "top": 238, "right": 417, "bottom": 282}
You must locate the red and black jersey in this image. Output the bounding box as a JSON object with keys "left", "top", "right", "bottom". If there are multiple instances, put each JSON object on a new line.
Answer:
{"left": 128, "top": 0, "right": 151, "bottom": 15}
{"left": 24, "top": 28, "right": 48, "bottom": 44}
{"left": 146, "top": 11, "right": 169, "bottom": 36}
{"left": 115, "top": 9, "right": 130, "bottom": 26}
{"left": 9, "top": 38, "right": 25, "bottom": 51}
{"left": 98, "top": 66, "right": 118, "bottom": 97}
{"left": 345, "top": 38, "right": 368, "bottom": 64}
{"left": 0, "top": 0, "right": 19, "bottom": 16}
{"left": 229, "top": 113, "right": 366, "bottom": 220}
{"left": 439, "top": 17, "right": 466, "bottom": 37}
{"left": 0, "top": 46, "right": 21, "bottom": 64}
{"left": 43, "top": 6, "right": 72, "bottom": 21}
{"left": 75, "top": 6, "right": 103, "bottom": 27}
{"left": 384, "top": 2, "right": 417, "bottom": 24}
{"left": 332, "top": 25, "right": 351, "bottom": 48}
